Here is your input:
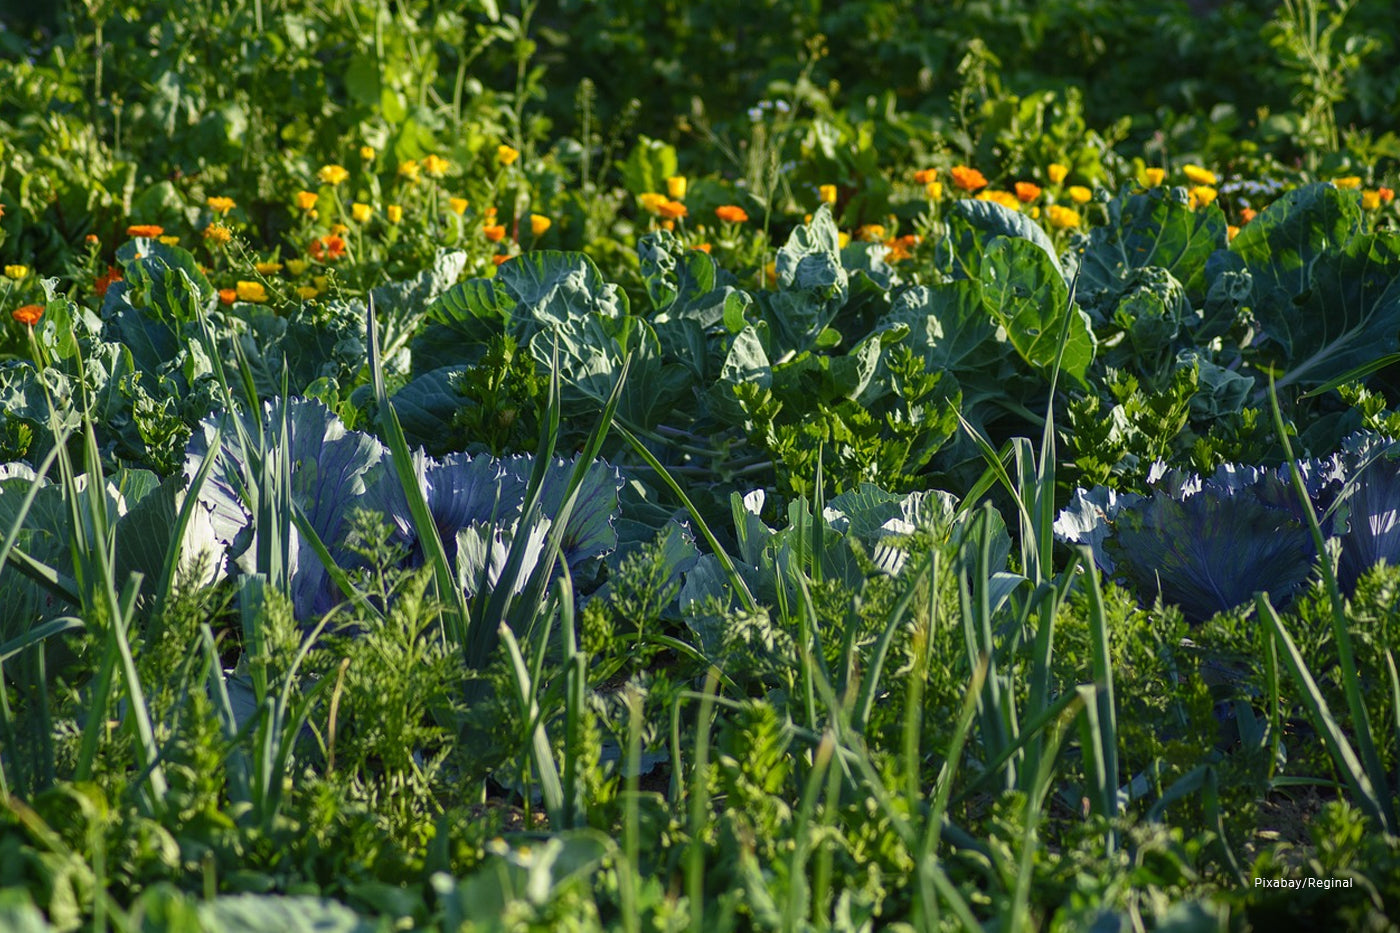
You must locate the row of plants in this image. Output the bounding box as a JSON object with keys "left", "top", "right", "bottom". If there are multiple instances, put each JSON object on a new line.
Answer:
{"left": 4, "top": 0, "right": 1400, "bottom": 929}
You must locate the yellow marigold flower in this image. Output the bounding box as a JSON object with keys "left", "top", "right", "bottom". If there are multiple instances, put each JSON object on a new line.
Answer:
{"left": 1333, "top": 176, "right": 1361, "bottom": 190}
{"left": 235, "top": 281, "right": 268, "bottom": 303}
{"left": 206, "top": 196, "right": 236, "bottom": 215}
{"left": 925, "top": 181, "right": 943, "bottom": 200}
{"left": 1046, "top": 205, "right": 1081, "bottom": 229}
{"left": 12, "top": 304, "right": 43, "bottom": 326}
{"left": 317, "top": 164, "right": 349, "bottom": 186}
{"left": 530, "top": 214, "right": 551, "bottom": 236}
{"left": 4, "top": 264, "right": 29, "bottom": 280}
{"left": 351, "top": 202, "right": 373, "bottom": 223}
{"left": 912, "top": 168, "right": 938, "bottom": 185}
{"left": 1227, "top": 224, "right": 1240, "bottom": 241}
{"left": 1362, "top": 189, "right": 1382, "bottom": 211}
{"left": 286, "top": 259, "right": 308, "bottom": 276}
{"left": 255, "top": 261, "right": 283, "bottom": 275}
{"left": 837, "top": 231, "right": 850, "bottom": 249}
{"left": 360, "top": 145, "right": 375, "bottom": 161}
{"left": 398, "top": 160, "right": 421, "bottom": 182}
{"left": 856, "top": 224, "right": 886, "bottom": 242}
{"left": 1014, "top": 182, "right": 1042, "bottom": 203}
{"left": 1181, "top": 164, "right": 1216, "bottom": 186}
{"left": 496, "top": 144, "right": 519, "bottom": 166}
{"left": 314, "top": 275, "right": 329, "bottom": 290}
{"left": 1047, "top": 163, "right": 1069, "bottom": 184}
{"left": 639, "top": 192, "right": 668, "bottom": 214}
{"left": 1141, "top": 167, "right": 1166, "bottom": 187}
{"left": 204, "top": 224, "right": 232, "bottom": 246}
{"left": 1189, "top": 185, "right": 1218, "bottom": 209}
{"left": 387, "top": 204, "right": 403, "bottom": 224}
{"left": 423, "top": 154, "right": 450, "bottom": 178}
{"left": 159, "top": 235, "right": 180, "bottom": 246}
{"left": 715, "top": 205, "right": 749, "bottom": 223}
{"left": 483, "top": 224, "right": 506, "bottom": 242}
{"left": 1067, "top": 186, "right": 1092, "bottom": 204}
{"left": 666, "top": 176, "right": 688, "bottom": 200}
{"left": 297, "top": 285, "right": 319, "bottom": 300}
{"left": 127, "top": 224, "right": 164, "bottom": 238}
{"left": 657, "top": 200, "right": 688, "bottom": 220}
{"left": 950, "top": 166, "right": 988, "bottom": 192}
{"left": 819, "top": 184, "right": 838, "bottom": 204}
{"left": 976, "top": 189, "right": 1020, "bottom": 211}
{"left": 330, "top": 223, "right": 349, "bottom": 236}
{"left": 448, "top": 197, "right": 469, "bottom": 215}
{"left": 296, "top": 191, "right": 319, "bottom": 211}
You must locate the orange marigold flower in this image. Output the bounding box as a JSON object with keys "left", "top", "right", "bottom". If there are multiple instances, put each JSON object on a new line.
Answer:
{"left": 1240, "top": 207, "right": 1258, "bottom": 224}
{"left": 950, "top": 166, "right": 988, "bottom": 192}
{"left": 976, "top": 190, "right": 1020, "bottom": 211}
{"left": 492, "top": 254, "right": 510, "bottom": 266}
{"left": 1014, "top": 182, "right": 1042, "bottom": 203}
{"left": 483, "top": 224, "right": 507, "bottom": 242}
{"left": 127, "top": 224, "right": 164, "bottom": 238}
{"left": 1045, "top": 205, "right": 1081, "bottom": 229}
{"left": 1227, "top": 224, "right": 1240, "bottom": 241}
{"left": 218, "top": 288, "right": 237, "bottom": 305}
{"left": 1380, "top": 187, "right": 1395, "bottom": 203}
{"left": 12, "top": 304, "right": 43, "bottom": 326}
{"left": 235, "top": 281, "right": 268, "bottom": 303}
{"left": 691, "top": 243, "right": 712, "bottom": 253}
{"left": 715, "top": 205, "right": 749, "bottom": 223}
{"left": 657, "top": 200, "right": 688, "bottom": 220}
{"left": 95, "top": 265, "right": 123, "bottom": 298}
{"left": 85, "top": 234, "right": 100, "bottom": 245}
{"left": 308, "top": 235, "right": 347, "bottom": 261}
{"left": 912, "top": 168, "right": 938, "bottom": 185}
{"left": 1182, "top": 165, "right": 1217, "bottom": 186}
{"left": 317, "top": 164, "right": 349, "bottom": 186}
{"left": 423, "top": 154, "right": 451, "bottom": 178}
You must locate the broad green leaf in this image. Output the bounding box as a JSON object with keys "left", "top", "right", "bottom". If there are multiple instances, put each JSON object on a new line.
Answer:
{"left": 881, "top": 281, "right": 996, "bottom": 372}
{"left": 638, "top": 229, "right": 717, "bottom": 313}
{"left": 1264, "top": 232, "right": 1400, "bottom": 390}
{"left": 1230, "top": 182, "right": 1364, "bottom": 331}
{"left": 1078, "top": 187, "right": 1227, "bottom": 313}
{"left": 949, "top": 197, "right": 1064, "bottom": 284}
{"left": 981, "top": 237, "right": 1094, "bottom": 386}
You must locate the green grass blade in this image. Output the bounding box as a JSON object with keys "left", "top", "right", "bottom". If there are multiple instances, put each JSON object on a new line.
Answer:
{"left": 614, "top": 422, "right": 757, "bottom": 613}
{"left": 366, "top": 295, "right": 470, "bottom": 648}
{"left": 1256, "top": 592, "right": 1391, "bottom": 831}
{"left": 1267, "top": 376, "right": 1393, "bottom": 830}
